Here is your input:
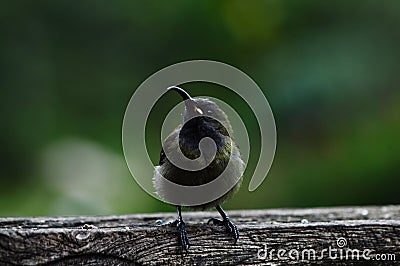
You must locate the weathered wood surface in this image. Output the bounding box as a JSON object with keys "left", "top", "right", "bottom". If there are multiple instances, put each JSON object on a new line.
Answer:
{"left": 0, "top": 205, "right": 399, "bottom": 265}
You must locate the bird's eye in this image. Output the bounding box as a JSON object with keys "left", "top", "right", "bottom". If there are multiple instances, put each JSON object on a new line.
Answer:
{"left": 194, "top": 107, "right": 203, "bottom": 115}
{"left": 207, "top": 110, "right": 213, "bottom": 114}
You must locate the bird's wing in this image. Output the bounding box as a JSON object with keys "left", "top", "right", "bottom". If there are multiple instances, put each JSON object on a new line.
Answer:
{"left": 158, "top": 124, "right": 181, "bottom": 166}
{"left": 159, "top": 148, "right": 166, "bottom": 166}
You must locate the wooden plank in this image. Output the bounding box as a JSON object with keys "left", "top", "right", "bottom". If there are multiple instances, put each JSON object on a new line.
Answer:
{"left": 0, "top": 205, "right": 399, "bottom": 265}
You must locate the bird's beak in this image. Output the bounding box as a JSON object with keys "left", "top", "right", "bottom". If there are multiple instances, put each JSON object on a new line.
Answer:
{"left": 168, "top": 86, "right": 204, "bottom": 117}
{"left": 168, "top": 86, "right": 191, "bottom": 101}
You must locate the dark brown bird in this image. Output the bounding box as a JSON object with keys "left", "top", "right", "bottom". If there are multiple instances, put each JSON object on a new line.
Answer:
{"left": 153, "top": 86, "right": 244, "bottom": 251}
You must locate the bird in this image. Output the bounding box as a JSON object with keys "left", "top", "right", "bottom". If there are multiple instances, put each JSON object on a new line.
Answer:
{"left": 153, "top": 86, "right": 245, "bottom": 251}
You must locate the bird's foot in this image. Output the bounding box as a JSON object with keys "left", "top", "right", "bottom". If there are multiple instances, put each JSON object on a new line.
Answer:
{"left": 208, "top": 217, "right": 239, "bottom": 243}
{"left": 172, "top": 219, "right": 190, "bottom": 251}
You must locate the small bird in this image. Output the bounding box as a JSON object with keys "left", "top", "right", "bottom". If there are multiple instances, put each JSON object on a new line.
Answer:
{"left": 153, "top": 86, "right": 245, "bottom": 251}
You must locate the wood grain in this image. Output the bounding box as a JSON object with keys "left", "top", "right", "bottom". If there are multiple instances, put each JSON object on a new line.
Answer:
{"left": 0, "top": 205, "right": 399, "bottom": 265}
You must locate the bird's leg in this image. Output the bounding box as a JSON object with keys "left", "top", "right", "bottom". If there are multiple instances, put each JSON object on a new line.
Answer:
{"left": 208, "top": 205, "right": 239, "bottom": 243}
{"left": 172, "top": 205, "right": 190, "bottom": 251}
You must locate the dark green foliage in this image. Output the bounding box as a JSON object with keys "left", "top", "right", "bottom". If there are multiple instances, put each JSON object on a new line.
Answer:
{"left": 0, "top": 1, "right": 399, "bottom": 215}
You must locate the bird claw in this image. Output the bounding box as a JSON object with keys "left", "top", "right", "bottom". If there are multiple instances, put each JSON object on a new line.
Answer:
{"left": 208, "top": 217, "right": 239, "bottom": 243}
{"left": 172, "top": 219, "right": 190, "bottom": 251}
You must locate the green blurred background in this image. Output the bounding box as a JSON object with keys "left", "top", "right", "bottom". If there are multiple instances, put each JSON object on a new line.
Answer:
{"left": 1, "top": 1, "right": 399, "bottom": 217}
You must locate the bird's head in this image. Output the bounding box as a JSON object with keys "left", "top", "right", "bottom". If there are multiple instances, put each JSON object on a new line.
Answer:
{"left": 168, "top": 86, "right": 233, "bottom": 136}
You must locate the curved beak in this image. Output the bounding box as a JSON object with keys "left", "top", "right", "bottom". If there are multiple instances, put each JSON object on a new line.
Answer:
{"left": 168, "top": 86, "right": 192, "bottom": 101}
{"left": 168, "top": 86, "right": 203, "bottom": 119}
